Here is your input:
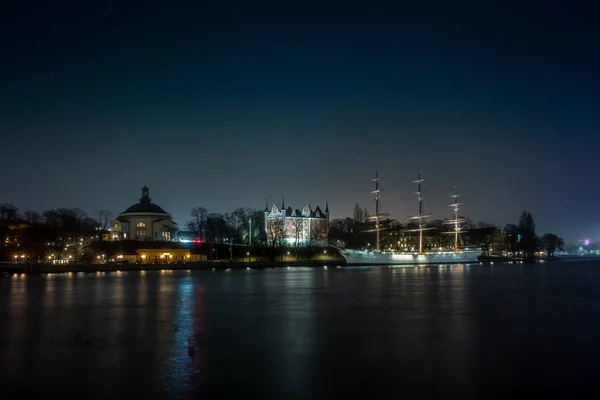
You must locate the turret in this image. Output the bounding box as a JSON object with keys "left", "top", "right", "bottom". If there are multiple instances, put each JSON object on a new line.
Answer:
{"left": 141, "top": 186, "right": 151, "bottom": 203}
{"left": 264, "top": 199, "right": 269, "bottom": 235}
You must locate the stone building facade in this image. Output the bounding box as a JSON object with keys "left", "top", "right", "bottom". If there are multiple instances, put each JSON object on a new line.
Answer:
{"left": 264, "top": 199, "right": 329, "bottom": 246}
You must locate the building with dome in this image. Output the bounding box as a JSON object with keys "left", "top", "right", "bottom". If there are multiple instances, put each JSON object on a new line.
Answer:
{"left": 110, "top": 186, "right": 177, "bottom": 241}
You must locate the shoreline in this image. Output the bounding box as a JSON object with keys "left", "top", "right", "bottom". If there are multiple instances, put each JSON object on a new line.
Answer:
{"left": 1, "top": 259, "right": 347, "bottom": 274}
{"left": 1, "top": 256, "right": 572, "bottom": 275}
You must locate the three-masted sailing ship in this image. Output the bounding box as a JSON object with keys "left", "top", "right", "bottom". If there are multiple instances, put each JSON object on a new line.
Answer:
{"left": 338, "top": 170, "right": 482, "bottom": 265}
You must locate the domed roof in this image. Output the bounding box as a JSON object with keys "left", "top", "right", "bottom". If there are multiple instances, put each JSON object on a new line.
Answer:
{"left": 123, "top": 202, "right": 168, "bottom": 214}
{"left": 120, "top": 186, "right": 169, "bottom": 215}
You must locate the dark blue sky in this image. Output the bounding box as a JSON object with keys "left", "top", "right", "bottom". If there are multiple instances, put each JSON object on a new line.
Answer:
{"left": 1, "top": 1, "right": 599, "bottom": 243}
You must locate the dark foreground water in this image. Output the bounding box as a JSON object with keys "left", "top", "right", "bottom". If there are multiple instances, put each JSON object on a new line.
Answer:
{"left": 2, "top": 260, "right": 600, "bottom": 399}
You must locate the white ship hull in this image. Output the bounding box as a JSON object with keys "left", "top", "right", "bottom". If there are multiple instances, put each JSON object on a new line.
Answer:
{"left": 340, "top": 249, "right": 482, "bottom": 265}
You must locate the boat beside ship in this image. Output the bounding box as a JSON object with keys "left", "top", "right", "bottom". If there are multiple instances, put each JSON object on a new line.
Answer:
{"left": 337, "top": 170, "right": 482, "bottom": 265}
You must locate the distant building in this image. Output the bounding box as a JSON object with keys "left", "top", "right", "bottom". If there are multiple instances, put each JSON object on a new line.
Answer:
{"left": 264, "top": 198, "right": 329, "bottom": 246}
{"left": 110, "top": 186, "right": 177, "bottom": 241}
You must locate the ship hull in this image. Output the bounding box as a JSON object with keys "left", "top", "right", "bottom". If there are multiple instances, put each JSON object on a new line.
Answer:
{"left": 339, "top": 249, "right": 482, "bottom": 265}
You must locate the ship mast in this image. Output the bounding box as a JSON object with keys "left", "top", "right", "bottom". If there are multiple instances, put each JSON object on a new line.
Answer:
{"left": 372, "top": 168, "right": 381, "bottom": 251}
{"left": 415, "top": 173, "right": 424, "bottom": 253}
{"left": 444, "top": 186, "right": 466, "bottom": 251}
{"left": 365, "top": 167, "right": 389, "bottom": 252}
{"left": 450, "top": 187, "right": 460, "bottom": 250}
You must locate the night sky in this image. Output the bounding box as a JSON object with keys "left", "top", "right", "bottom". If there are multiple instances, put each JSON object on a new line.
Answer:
{"left": 2, "top": 1, "right": 599, "bottom": 243}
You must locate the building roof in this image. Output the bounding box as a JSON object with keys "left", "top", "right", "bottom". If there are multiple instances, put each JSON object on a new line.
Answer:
{"left": 120, "top": 186, "right": 169, "bottom": 215}
{"left": 122, "top": 202, "right": 168, "bottom": 214}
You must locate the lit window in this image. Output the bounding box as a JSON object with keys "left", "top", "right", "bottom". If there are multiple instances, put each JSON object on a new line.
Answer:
{"left": 136, "top": 222, "right": 147, "bottom": 239}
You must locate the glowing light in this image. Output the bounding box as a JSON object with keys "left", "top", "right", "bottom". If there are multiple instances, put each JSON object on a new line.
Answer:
{"left": 584, "top": 240, "right": 590, "bottom": 246}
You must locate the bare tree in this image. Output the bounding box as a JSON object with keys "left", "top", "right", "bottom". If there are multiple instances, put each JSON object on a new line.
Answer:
{"left": 540, "top": 233, "right": 564, "bottom": 257}
{"left": 306, "top": 223, "right": 324, "bottom": 260}
{"left": 266, "top": 217, "right": 286, "bottom": 261}
{"left": 187, "top": 207, "right": 208, "bottom": 236}
{"left": 95, "top": 210, "right": 113, "bottom": 231}
{"left": 251, "top": 210, "right": 267, "bottom": 246}
{"left": 504, "top": 224, "right": 519, "bottom": 257}
{"left": 0, "top": 203, "right": 19, "bottom": 222}
{"left": 353, "top": 203, "right": 365, "bottom": 223}
{"left": 41, "top": 208, "right": 87, "bottom": 258}
{"left": 469, "top": 226, "right": 499, "bottom": 256}
{"left": 518, "top": 211, "right": 537, "bottom": 258}
{"left": 225, "top": 207, "right": 253, "bottom": 243}
{"left": 23, "top": 211, "right": 42, "bottom": 226}
{"left": 290, "top": 217, "right": 304, "bottom": 260}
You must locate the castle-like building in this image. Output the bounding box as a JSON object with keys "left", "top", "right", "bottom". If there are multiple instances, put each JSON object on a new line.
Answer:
{"left": 264, "top": 198, "right": 329, "bottom": 246}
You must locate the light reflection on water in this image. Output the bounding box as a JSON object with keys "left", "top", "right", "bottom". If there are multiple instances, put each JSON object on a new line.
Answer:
{"left": 2, "top": 263, "right": 600, "bottom": 398}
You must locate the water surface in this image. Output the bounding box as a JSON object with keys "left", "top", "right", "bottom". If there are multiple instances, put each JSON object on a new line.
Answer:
{"left": 2, "top": 261, "right": 600, "bottom": 399}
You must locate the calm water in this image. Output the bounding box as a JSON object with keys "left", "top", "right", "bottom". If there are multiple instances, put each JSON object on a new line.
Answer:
{"left": 2, "top": 260, "right": 600, "bottom": 399}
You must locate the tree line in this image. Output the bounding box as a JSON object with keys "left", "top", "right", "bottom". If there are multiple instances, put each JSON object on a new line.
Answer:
{"left": 1, "top": 203, "right": 113, "bottom": 261}
{"left": 184, "top": 207, "right": 267, "bottom": 245}
{"left": 184, "top": 207, "right": 325, "bottom": 261}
